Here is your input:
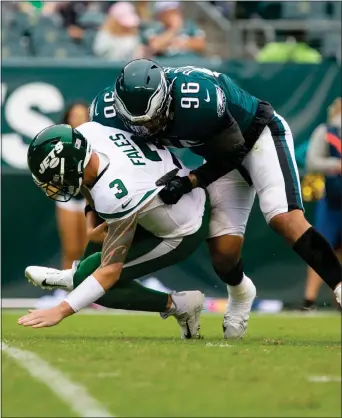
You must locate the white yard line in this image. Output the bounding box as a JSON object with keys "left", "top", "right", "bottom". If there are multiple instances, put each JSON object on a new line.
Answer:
{"left": 2, "top": 343, "right": 114, "bottom": 418}
{"left": 308, "top": 375, "right": 341, "bottom": 383}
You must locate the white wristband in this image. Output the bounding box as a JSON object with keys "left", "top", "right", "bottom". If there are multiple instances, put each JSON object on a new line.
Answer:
{"left": 64, "top": 274, "right": 105, "bottom": 313}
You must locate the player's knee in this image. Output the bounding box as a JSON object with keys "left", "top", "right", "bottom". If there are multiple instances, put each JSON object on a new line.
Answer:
{"left": 270, "top": 210, "right": 311, "bottom": 244}
{"left": 207, "top": 234, "right": 243, "bottom": 274}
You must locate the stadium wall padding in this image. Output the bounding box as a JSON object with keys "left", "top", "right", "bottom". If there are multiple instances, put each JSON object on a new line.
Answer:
{"left": 2, "top": 59, "right": 340, "bottom": 303}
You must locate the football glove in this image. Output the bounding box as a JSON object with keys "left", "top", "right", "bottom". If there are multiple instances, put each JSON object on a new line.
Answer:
{"left": 158, "top": 175, "right": 193, "bottom": 205}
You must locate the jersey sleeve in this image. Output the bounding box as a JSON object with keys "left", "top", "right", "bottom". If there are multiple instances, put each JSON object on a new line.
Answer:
{"left": 187, "top": 21, "right": 206, "bottom": 38}
{"left": 92, "top": 164, "right": 162, "bottom": 223}
{"left": 88, "top": 97, "right": 97, "bottom": 122}
{"left": 88, "top": 87, "right": 126, "bottom": 130}
{"left": 141, "top": 23, "right": 161, "bottom": 45}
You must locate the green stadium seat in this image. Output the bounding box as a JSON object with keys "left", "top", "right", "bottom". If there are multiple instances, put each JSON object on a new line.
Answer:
{"left": 2, "top": 39, "right": 29, "bottom": 58}
{"left": 332, "top": 2, "right": 341, "bottom": 20}
{"left": 31, "top": 16, "right": 69, "bottom": 55}
{"left": 83, "top": 29, "right": 97, "bottom": 55}
{"left": 322, "top": 33, "right": 341, "bottom": 58}
{"left": 282, "top": 1, "right": 326, "bottom": 19}
{"left": 35, "top": 41, "right": 87, "bottom": 58}
{"left": 79, "top": 11, "right": 106, "bottom": 28}
{"left": 12, "top": 11, "right": 30, "bottom": 33}
{"left": 307, "top": 2, "right": 327, "bottom": 19}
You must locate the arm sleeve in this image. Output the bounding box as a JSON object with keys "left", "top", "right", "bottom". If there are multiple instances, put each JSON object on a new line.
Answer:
{"left": 191, "top": 113, "right": 247, "bottom": 188}
{"left": 189, "top": 21, "right": 206, "bottom": 38}
{"left": 306, "top": 125, "right": 340, "bottom": 174}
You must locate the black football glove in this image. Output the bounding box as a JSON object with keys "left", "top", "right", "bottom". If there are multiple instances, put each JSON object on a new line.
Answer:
{"left": 158, "top": 175, "right": 193, "bottom": 205}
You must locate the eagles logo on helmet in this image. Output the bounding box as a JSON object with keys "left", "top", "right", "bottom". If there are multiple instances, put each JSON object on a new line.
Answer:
{"left": 114, "top": 59, "right": 173, "bottom": 136}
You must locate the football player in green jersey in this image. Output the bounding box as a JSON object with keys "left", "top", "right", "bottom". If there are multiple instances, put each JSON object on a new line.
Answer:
{"left": 90, "top": 60, "right": 342, "bottom": 337}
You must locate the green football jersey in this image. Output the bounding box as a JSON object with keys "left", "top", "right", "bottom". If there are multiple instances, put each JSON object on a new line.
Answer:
{"left": 160, "top": 66, "right": 259, "bottom": 147}
{"left": 89, "top": 66, "right": 260, "bottom": 149}
{"left": 89, "top": 85, "right": 127, "bottom": 130}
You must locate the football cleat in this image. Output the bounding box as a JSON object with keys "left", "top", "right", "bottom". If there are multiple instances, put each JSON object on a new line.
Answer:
{"left": 25, "top": 266, "right": 73, "bottom": 291}
{"left": 161, "top": 291, "right": 204, "bottom": 339}
{"left": 223, "top": 276, "right": 256, "bottom": 339}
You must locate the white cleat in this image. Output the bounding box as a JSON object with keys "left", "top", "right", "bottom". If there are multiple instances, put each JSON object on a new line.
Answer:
{"left": 161, "top": 291, "right": 205, "bottom": 339}
{"left": 334, "top": 283, "right": 341, "bottom": 307}
{"left": 25, "top": 266, "right": 73, "bottom": 291}
{"left": 223, "top": 276, "right": 256, "bottom": 339}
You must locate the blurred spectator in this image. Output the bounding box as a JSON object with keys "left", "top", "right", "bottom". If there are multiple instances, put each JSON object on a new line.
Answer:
{"left": 210, "top": 1, "right": 235, "bottom": 19}
{"left": 93, "top": 2, "right": 144, "bottom": 61}
{"left": 58, "top": 1, "right": 89, "bottom": 40}
{"left": 257, "top": 29, "right": 322, "bottom": 63}
{"left": 142, "top": 1, "right": 206, "bottom": 58}
{"left": 56, "top": 102, "right": 89, "bottom": 270}
{"left": 301, "top": 98, "right": 341, "bottom": 310}
{"left": 135, "top": 1, "right": 153, "bottom": 24}
{"left": 235, "top": 1, "right": 263, "bottom": 19}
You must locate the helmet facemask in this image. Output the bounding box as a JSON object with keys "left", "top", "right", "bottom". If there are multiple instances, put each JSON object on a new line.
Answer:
{"left": 28, "top": 126, "right": 92, "bottom": 202}
{"left": 33, "top": 159, "right": 83, "bottom": 202}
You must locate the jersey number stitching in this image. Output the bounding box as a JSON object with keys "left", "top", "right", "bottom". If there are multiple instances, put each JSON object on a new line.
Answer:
{"left": 180, "top": 82, "right": 200, "bottom": 109}
{"left": 103, "top": 91, "right": 116, "bottom": 118}
{"left": 109, "top": 179, "right": 128, "bottom": 199}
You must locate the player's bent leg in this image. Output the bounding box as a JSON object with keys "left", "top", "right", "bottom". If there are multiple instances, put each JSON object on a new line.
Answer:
{"left": 207, "top": 173, "right": 257, "bottom": 338}
{"left": 76, "top": 227, "right": 207, "bottom": 338}
{"left": 270, "top": 210, "right": 342, "bottom": 306}
{"left": 26, "top": 201, "right": 210, "bottom": 338}
{"left": 208, "top": 236, "right": 256, "bottom": 339}
{"left": 25, "top": 253, "right": 204, "bottom": 338}
{"left": 245, "top": 113, "right": 342, "bottom": 307}
{"left": 25, "top": 240, "right": 103, "bottom": 291}
{"left": 116, "top": 201, "right": 210, "bottom": 338}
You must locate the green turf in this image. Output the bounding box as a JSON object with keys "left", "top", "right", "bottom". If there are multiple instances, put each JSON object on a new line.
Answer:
{"left": 2, "top": 311, "right": 341, "bottom": 417}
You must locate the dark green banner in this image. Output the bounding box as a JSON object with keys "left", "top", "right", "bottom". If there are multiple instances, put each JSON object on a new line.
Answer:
{"left": 2, "top": 59, "right": 340, "bottom": 304}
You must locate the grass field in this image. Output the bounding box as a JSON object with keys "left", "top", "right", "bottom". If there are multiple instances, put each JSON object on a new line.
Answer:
{"left": 2, "top": 310, "right": 341, "bottom": 417}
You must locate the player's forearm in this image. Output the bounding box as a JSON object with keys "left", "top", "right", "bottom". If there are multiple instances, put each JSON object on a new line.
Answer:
{"left": 62, "top": 263, "right": 123, "bottom": 315}
{"left": 93, "top": 263, "right": 123, "bottom": 290}
{"left": 306, "top": 127, "right": 341, "bottom": 174}
{"left": 184, "top": 37, "right": 206, "bottom": 53}
{"left": 191, "top": 120, "right": 247, "bottom": 188}
{"left": 149, "top": 31, "right": 178, "bottom": 53}
{"left": 307, "top": 155, "right": 341, "bottom": 174}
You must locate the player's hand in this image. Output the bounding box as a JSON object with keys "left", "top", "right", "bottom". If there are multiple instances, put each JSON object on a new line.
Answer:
{"left": 18, "top": 307, "right": 65, "bottom": 328}
{"left": 158, "top": 175, "right": 193, "bottom": 205}
{"left": 87, "top": 222, "right": 108, "bottom": 244}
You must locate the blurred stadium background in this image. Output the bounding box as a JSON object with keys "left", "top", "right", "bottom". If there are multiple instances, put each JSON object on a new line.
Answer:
{"left": 2, "top": 0, "right": 341, "bottom": 311}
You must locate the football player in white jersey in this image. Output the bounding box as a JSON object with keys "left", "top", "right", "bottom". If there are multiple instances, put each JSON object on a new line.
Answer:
{"left": 18, "top": 122, "right": 210, "bottom": 338}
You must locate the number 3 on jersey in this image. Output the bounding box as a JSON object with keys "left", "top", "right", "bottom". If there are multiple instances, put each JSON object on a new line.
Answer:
{"left": 181, "top": 82, "right": 200, "bottom": 109}
{"left": 110, "top": 179, "right": 128, "bottom": 199}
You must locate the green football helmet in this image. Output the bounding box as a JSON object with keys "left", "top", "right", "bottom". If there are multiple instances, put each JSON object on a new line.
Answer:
{"left": 114, "top": 59, "right": 172, "bottom": 136}
{"left": 27, "top": 124, "right": 92, "bottom": 202}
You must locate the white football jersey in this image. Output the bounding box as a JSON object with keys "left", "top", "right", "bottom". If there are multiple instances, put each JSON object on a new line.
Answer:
{"left": 76, "top": 122, "right": 205, "bottom": 239}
